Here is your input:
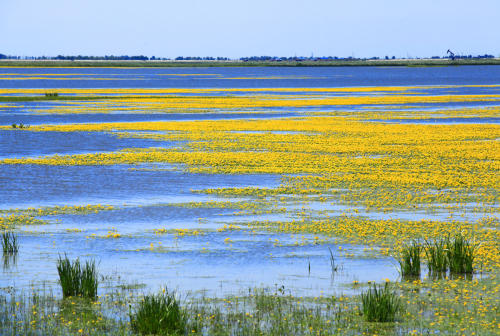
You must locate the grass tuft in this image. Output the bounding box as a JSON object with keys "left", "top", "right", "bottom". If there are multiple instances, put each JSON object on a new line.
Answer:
{"left": 130, "top": 288, "right": 187, "bottom": 335}
{"left": 56, "top": 254, "right": 99, "bottom": 298}
{"left": 395, "top": 240, "right": 421, "bottom": 276}
{"left": 361, "top": 282, "right": 402, "bottom": 322}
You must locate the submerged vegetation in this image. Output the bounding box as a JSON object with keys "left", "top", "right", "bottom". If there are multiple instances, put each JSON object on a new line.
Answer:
{"left": 3, "top": 275, "right": 500, "bottom": 335}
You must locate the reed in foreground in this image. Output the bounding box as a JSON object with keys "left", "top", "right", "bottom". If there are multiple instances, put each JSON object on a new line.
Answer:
{"left": 56, "top": 254, "right": 99, "bottom": 298}
{"left": 130, "top": 288, "right": 187, "bottom": 335}
{"left": 361, "top": 282, "right": 402, "bottom": 322}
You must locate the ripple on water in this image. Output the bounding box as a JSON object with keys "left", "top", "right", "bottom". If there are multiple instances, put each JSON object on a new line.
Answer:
{"left": 0, "top": 164, "right": 280, "bottom": 209}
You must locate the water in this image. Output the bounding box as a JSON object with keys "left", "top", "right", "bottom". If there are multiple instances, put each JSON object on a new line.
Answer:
{"left": 2, "top": 66, "right": 500, "bottom": 89}
{"left": 0, "top": 105, "right": 299, "bottom": 126}
{"left": 1, "top": 66, "right": 497, "bottom": 296}
{"left": 0, "top": 165, "right": 280, "bottom": 209}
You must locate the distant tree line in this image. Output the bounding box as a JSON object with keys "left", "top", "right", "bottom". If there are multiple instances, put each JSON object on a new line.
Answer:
{"left": 0, "top": 54, "right": 168, "bottom": 61}
{"left": 0, "top": 54, "right": 227, "bottom": 61}
{"left": 175, "top": 56, "right": 229, "bottom": 60}
{"left": 240, "top": 54, "right": 498, "bottom": 61}
{"left": 240, "top": 56, "right": 338, "bottom": 61}
{"left": 0, "top": 53, "right": 497, "bottom": 61}
{"left": 56, "top": 55, "right": 154, "bottom": 60}
{"left": 240, "top": 56, "right": 358, "bottom": 61}
{"left": 53, "top": 55, "right": 156, "bottom": 61}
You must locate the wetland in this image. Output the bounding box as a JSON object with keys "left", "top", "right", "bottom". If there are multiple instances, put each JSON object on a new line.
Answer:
{"left": 1, "top": 66, "right": 500, "bottom": 335}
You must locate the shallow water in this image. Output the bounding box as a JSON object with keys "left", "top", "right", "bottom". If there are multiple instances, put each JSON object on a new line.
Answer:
{"left": 1, "top": 66, "right": 498, "bottom": 297}
{"left": 3, "top": 224, "right": 398, "bottom": 297}
{"left": 0, "top": 106, "right": 300, "bottom": 127}
{"left": 2, "top": 66, "right": 500, "bottom": 89}
{"left": 0, "top": 165, "right": 280, "bottom": 209}
{"left": 0, "top": 131, "right": 177, "bottom": 159}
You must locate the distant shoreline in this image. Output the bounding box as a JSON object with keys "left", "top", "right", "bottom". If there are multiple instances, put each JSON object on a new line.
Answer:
{"left": 1, "top": 58, "right": 500, "bottom": 68}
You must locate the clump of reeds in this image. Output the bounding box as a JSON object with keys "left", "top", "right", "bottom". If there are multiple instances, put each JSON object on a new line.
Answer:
{"left": 1, "top": 232, "right": 19, "bottom": 253}
{"left": 11, "top": 123, "right": 29, "bottom": 129}
{"left": 395, "top": 240, "right": 421, "bottom": 276}
{"left": 424, "top": 237, "right": 448, "bottom": 273}
{"left": 425, "top": 234, "right": 480, "bottom": 274}
{"left": 56, "top": 254, "right": 99, "bottom": 298}
{"left": 447, "top": 234, "right": 479, "bottom": 273}
{"left": 45, "top": 92, "right": 59, "bottom": 97}
{"left": 360, "top": 282, "right": 402, "bottom": 322}
{"left": 130, "top": 288, "right": 187, "bottom": 335}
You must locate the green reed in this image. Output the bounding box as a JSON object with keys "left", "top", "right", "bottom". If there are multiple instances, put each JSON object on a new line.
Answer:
{"left": 360, "top": 282, "right": 402, "bottom": 322}
{"left": 395, "top": 240, "right": 421, "bottom": 276}
{"left": 1, "top": 231, "right": 19, "bottom": 253}
{"left": 447, "top": 234, "right": 479, "bottom": 274}
{"left": 44, "top": 92, "right": 59, "bottom": 97}
{"left": 56, "top": 254, "right": 99, "bottom": 298}
{"left": 424, "top": 237, "right": 448, "bottom": 273}
{"left": 424, "top": 234, "right": 479, "bottom": 274}
{"left": 130, "top": 288, "right": 187, "bottom": 335}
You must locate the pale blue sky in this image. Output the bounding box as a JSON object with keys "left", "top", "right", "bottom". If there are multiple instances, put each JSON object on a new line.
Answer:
{"left": 1, "top": 0, "right": 499, "bottom": 59}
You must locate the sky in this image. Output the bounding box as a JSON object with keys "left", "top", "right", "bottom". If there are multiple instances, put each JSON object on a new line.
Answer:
{"left": 1, "top": 0, "right": 499, "bottom": 59}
